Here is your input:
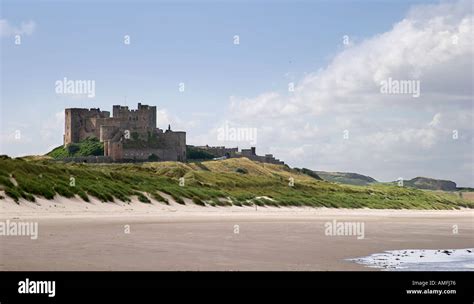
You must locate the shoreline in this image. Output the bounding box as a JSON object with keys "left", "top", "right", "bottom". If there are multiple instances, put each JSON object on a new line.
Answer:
{"left": 1, "top": 196, "right": 473, "bottom": 271}
{"left": 350, "top": 248, "right": 474, "bottom": 271}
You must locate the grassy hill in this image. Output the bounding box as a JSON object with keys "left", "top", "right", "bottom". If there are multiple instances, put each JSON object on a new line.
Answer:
{"left": 390, "top": 177, "right": 458, "bottom": 191}
{"left": 315, "top": 171, "right": 377, "bottom": 186}
{"left": 314, "top": 171, "right": 463, "bottom": 192}
{"left": 47, "top": 137, "right": 103, "bottom": 159}
{"left": 0, "top": 156, "right": 471, "bottom": 209}
{"left": 186, "top": 145, "right": 215, "bottom": 160}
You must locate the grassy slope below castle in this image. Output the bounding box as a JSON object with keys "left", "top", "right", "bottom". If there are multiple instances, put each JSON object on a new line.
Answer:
{"left": 0, "top": 156, "right": 471, "bottom": 209}
{"left": 47, "top": 137, "right": 104, "bottom": 158}
{"left": 186, "top": 145, "right": 215, "bottom": 161}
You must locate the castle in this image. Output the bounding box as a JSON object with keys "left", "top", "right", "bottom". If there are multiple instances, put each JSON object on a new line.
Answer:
{"left": 63, "top": 103, "right": 285, "bottom": 165}
{"left": 64, "top": 103, "right": 186, "bottom": 162}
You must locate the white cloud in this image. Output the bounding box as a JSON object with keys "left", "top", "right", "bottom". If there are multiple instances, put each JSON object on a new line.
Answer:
{"left": 40, "top": 111, "right": 64, "bottom": 142}
{"left": 218, "top": 0, "right": 473, "bottom": 185}
{"left": 232, "top": 0, "right": 472, "bottom": 118}
{"left": 157, "top": 109, "right": 197, "bottom": 131}
{"left": 157, "top": 109, "right": 171, "bottom": 129}
{"left": 0, "top": 19, "right": 36, "bottom": 37}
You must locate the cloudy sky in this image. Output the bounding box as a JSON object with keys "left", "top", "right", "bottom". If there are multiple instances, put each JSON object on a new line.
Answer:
{"left": 1, "top": 0, "right": 473, "bottom": 186}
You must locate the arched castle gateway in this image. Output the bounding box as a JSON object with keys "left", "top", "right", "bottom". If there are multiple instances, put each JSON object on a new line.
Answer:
{"left": 64, "top": 103, "right": 186, "bottom": 162}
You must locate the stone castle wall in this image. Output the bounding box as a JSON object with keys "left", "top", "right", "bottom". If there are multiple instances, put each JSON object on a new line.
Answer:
{"left": 122, "top": 131, "right": 186, "bottom": 161}
{"left": 195, "top": 145, "right": 238, "bottom": 158}
{"left": 192, "top": 145, "right": 284, "bottom": 165}
{"left": 64, "top": 108, "right": 110, "bottom": 144}
{"left": 161, "top": 131, "right": 186, "bottom": 161}
{"left": 64, "top": 103, "right": 156, "bottom": 145}
{"left": 100, "top": 125, "right": 119, "bottom": 142}
{"left": 112, "top": 103, "right": 156, "bottom": 131}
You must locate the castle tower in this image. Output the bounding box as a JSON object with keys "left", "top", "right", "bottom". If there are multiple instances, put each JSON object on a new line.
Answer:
{"left": 64, "top": 108, "right": 110, "bottom": 145}
{"left": 64, "top": 109, "right": 80, "bottom": 145}
{"left": 112, "top": 103, "right": 157, "bottom": 130}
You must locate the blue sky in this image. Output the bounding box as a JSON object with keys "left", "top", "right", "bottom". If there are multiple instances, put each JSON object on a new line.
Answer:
{"left": 2, "top": 1, "right": 413, "bottom": 112}
{"left": 1, "top": 0, "right": 473, "bottom": 186}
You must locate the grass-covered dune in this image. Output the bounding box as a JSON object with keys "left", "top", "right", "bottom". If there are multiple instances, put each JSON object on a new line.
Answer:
{"left": 0, "top": 155, "right": 471, "bottom": 209}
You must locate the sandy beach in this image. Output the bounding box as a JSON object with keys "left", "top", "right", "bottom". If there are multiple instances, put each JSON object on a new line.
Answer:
{"left": 0, "top": 195, "right": 473, "bottom": 271}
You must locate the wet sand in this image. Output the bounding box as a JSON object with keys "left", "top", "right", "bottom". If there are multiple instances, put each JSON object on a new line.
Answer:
{"left": 0, "top": 196, "right": 473, "bottom": 271}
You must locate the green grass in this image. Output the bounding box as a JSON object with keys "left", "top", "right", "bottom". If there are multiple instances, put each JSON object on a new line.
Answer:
{"left": 47, "top": 137, "right": 104, "bottom": 159}
{"left": 0, "top": 157, "right": 472, "bottom": 210}
{"left": 186, "top": 146, "right": 215, "bottom": 160}
{"left": 315, "top": 171, "right": 376, "bottom": 186}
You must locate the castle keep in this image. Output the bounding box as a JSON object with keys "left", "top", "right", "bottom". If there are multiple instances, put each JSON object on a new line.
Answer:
{"left": 64, "top": 103, "right": 186, "bottom": 162}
